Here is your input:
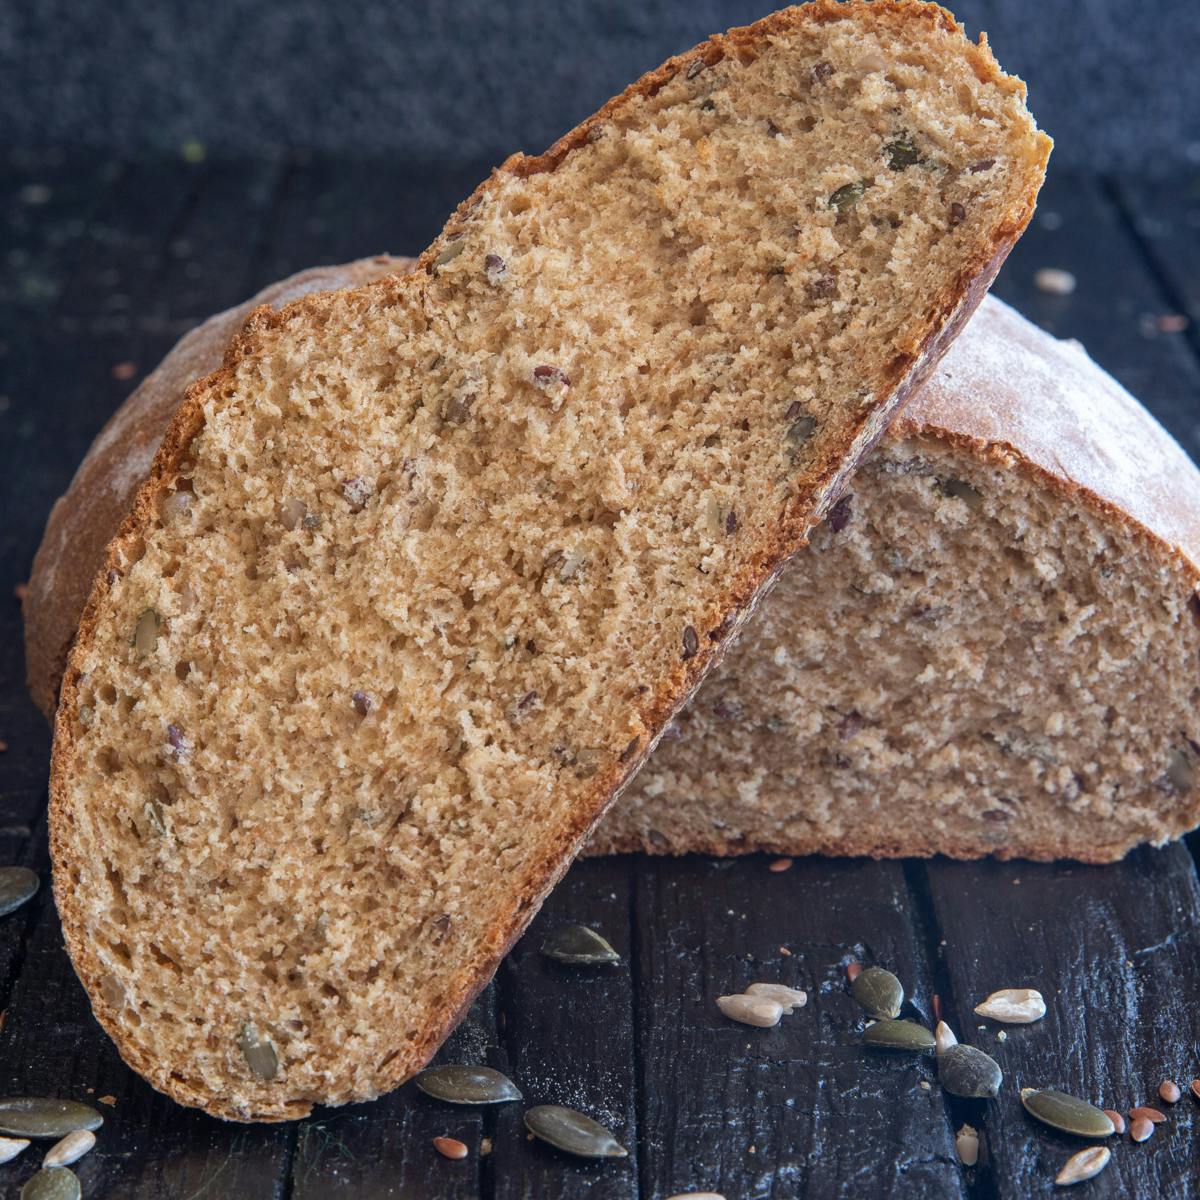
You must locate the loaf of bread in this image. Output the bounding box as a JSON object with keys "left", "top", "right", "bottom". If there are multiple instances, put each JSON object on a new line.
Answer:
{"left": 602, "top": 297, "right": 1200, "bottom": 862}
{"left": 42, "top": 2, "right": 1048, "bottom": 1120}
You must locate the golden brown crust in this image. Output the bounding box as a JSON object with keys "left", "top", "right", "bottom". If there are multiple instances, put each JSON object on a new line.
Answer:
{"left": 47, "top": 1, "right": 1048, "bottom": 1120}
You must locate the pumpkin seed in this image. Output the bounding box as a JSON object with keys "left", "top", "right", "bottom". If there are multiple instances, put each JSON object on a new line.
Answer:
{"left": 20, "top": 1169, "right": 80, "bottom": 1200}
{"left": 938, "top": 1044, "right": 1002, "bottom": 1098}
{"left": 523, "top": 1104, "right": 628, "bottom": 1159}
{"left": 132, "top": 608, "right": 159, "bottom": 656}
{"left": 883, "top": 137, "right": 921, "bottom": 170}
{"left": 829, "top": 182, "right": 866, "bottom": 212}
{"left": 1020, "top": 1088, "right": 1115, "bottom": 1138}
{"left": 0, "top": 1099, "right": 102, "bottom": 1139}
{"left": 0, "top": 1135, "right": 28, "bottom": 1163}
{"left": 541, "top": 924, "right": 620, "bottom": 966}
{"left": 974, "top": 988, "right": 1045, "bottom": 1023}
{"left": 862, "top": 1019, "right": 934, "bottom": 1052}
{"left": 1055, "top": 1146, "right": 1111, "bottom": 1186}
{"left": 42, "top": 1129, "right": 94, "bottom": 1169}
{"left": 415, "top": 1065, "right": 522, "bottom": 1105}
{"left": 0, "top": 867, "right": 39, "bottom": 917}
{"left": 851, "top": 966, "right": 903, "bottom": 1018}
{"left": 745, "top": 982, "right": 807, "bottom": 1012}
{"left": 237, "top": 1023, "right": 278, "bottom": 1081}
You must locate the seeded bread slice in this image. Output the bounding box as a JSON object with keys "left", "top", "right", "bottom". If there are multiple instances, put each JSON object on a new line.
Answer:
{"left": 47, "top": 1, "right": 1048, "bottom": 1121}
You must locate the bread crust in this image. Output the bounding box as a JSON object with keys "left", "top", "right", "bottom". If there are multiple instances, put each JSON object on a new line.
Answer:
{"left": 46, "top": 1, "right": 1048, "bottom": 1120}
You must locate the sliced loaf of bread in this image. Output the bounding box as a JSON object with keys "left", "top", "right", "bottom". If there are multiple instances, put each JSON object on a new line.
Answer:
{"left": 45, "top": 2, "right": 1047, "bottom": 1120}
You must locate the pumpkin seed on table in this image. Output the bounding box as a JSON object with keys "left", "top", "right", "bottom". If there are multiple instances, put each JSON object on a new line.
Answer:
{"left": 415, "top": 1065, "right": 522, "bottom": 1105}
{"left": 862, "top": 1019, "right": 935, "bottom": 1052}
{"left": 0, "top": 867, "right": 39, "bottom": 918}
{"left": 938, "top": 1044, "right": 1002, "bottom": 1099}
{"left": 42, "top": 1129, "right": 95, "bottom": 1168}
{"left": 0, "top": 1099, "right": 102, "bottom": 1139}
{"left": 524, "top": 1105, "right": 628, "bottom": 1159}
{"left": 1055, "top": 1146, "right": 1111, "bottom": 1187}
{"left": 1020, "top": 1088, "right": 1115, "bottom": 1138}
{"left": 20, "top": 1169, "right": 81, "bottom": 1200}
{"left": 541, "top": 923, "right": 620, "bottom": 966}
{"left": 851, "top": 966, "right": 903, "bottom": 1019}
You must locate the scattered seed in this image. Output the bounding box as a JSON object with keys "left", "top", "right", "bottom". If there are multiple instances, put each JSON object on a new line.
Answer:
{"left": 851, "top": 966, "right": 904, "bottom": 1019}
{"left": 479, "top": 1137, "right": 493, "bottom": 1156}
{"left": 862, "top": 1020, "right": 935, "bottom": 1052}
{"left": 1128, "top": 1105, "right": 1166, "bottom": 1124}
{"left": 682, "top": 626, "right": 699, "bottom": 660}
{"left": 938, "top": 1044, "right": 1002, "bottom": 1099}
{"left": 237, "top": 1024, "right": 278, "bottom": 1081}
{"left": 541, "top": 924, "right": 620, "bottom": 966}
{"left": 1190, "top": 1079, "right": 1200, "bottom": 1102}
{"left": 1055, "top": 1146, "right": 1111, "bottom": 1186}
{"left": 745, "top": 983, "right": 807, "bottom": 1013}
{"left": 1103, "top": 1110, "right": 1125, "bottom": 1134}
{"left": 1159, "top": 1079, "right": 1181, "bottom": 1104}
{"left": 20, "top": 1169, "right": 80, "bottom": 1200}
{"left": 716, "top": 995, "right": 783, "bottom": 1028}
{"left": 768, "top": 857, "right": 792, "bottom": 873}
{"left": 433, "top": 1135, "right": 468, "bottom": 1160}
{"left": 415, "top": 1065, "right": 522, "bottom": 1105}
{"left": 1129, "top": 1117, "right": 1154, "bottom": 1143}
{"left": 935, "top": 1021, "right": 958, "bottom": 1056}
{"left": 829, "top": 182, "right": 866, "bottom": 212}
{"left": 132, "top": 608, "right": 159, "bottom": 657}
{"left": 955, "top": 1124, "right": 979, "bottom": 1167}
{"left": 1034, "top": 267, "right": 1076, "bottom": 296}
{"left": 1020, "top": 1089, "right": 1115, "bottom": 1138}
{"left": 42, "top": 1129, "right": 95, "bottom": 1169}
{"left": 0, "top": 868, "right": 39, "bottom": 918}
{"left": 0, "top": 1099, "right": 103, "bottom": 1139}
{"left": 0, "top": 1136, "right": 28, "bottom": 1163}
{"left": 524, "top": 1104, "right": 628, "bottom": 1158}
{"left": 973, "top": 988, "right": 1045, "bottom": 1023}
{"left": 845, "top": 962, "right": 862, "bottom": 982}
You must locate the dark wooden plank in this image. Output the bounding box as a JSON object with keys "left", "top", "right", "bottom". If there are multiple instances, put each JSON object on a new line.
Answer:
{"left": 634, "top": 856, "right": 964, "bottom": 1200}
{"left": 489, "top": 856, "right": 639, "bottom": 1200}
{"left": 922, "top": 845, "right": 1200, "bottom": 1197}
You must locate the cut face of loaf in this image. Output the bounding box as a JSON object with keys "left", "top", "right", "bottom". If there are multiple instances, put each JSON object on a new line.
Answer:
{"left": 48, "top": 2, "right": 1048, "bottom": 1121}
{"left": 599, "top": 298, "right": 1200, "bottom": 863}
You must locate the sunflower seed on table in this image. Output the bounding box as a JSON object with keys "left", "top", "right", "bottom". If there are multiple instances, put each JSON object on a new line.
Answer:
{"left": 0, "top": 867, "right": 39, "bottom": 918}
{"left": 1020, "top": 1089, "right": 1115, "bottom": 1138}
{"left": 20, "top": 1169, "right": 81, "bottom": 1200}
{"left": 862, "top": 1019, "right": 935, "bottom": 1052}
{"left": 745, "top": 982, "right": 807, "bottom": 1012}
{"left": 716, "top": 994, "right": 783, "bottom": 1027}
{"left": 0, "top": 1135, "right": 28, "bottom": 1163}
{"left": 1128, "top": 1105, "right": 1166, "bottom": 1124}
{"left": 938, "top": 1044, "right": 1002, "bottom": 1098}
{"left": 0, "top": 1099, "right": 103, "bottom": 1139}
{"left": 1159, "top": 1079, "right": 1181, "bottom": 1104}
{"left": 935, "top": 1020, "right": 959, "bottom": 1056}
{"left": 416, "top": 1065, "right": 522, "bottom": 1105}
{"left": 524, "top": 1104, "right": 628, "bottom": 1158}
{"left": 974, "top": 988, "right": 1045, "bottom": 1023}
{"left": 1129, "top": 1117, "right": 1154, "bottom": 1143}
{"left": 42, "top": 1129, "right": 95, "bottom": 1169}
{"left": 1055, "top": 1146, "right": 1111, "bottom": 1186}
{"left": 955, "top": 1124, "right": 979, "bottom": 1167}
{"left": 850, "top": 966, "right": 903, "bottom": 1019}
{"left": 541, "top": 923, "right": 620, "bottom": 965}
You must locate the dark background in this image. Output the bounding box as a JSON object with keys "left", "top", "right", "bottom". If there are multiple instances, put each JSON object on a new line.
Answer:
{"left": 2, "top": 0, "right": 1199, "bottom": 171}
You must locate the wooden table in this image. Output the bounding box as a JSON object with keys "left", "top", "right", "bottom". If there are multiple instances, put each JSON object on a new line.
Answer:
{"left": 2, "top": 153, "right": 1199, "bottom": 1198}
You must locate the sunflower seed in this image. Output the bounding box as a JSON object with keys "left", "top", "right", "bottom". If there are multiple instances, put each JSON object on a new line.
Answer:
{"left": 42, "top": 1129, "right": 94, "bottom": 1168}
{"left": 20, "top": 1169, "right": 80, "bottom": 1200}
{"left": 1103, "top": 1109, "right": 1125, "bottom": 1134}
{"left": 862, "top": 1019, "right": 935, "bottom": 1052}
{"left": 1128, "top": 1105, "right": 1166, "bottom": 1124}
{"left": 541, "top": 924, "right": 620, "bottom": 966}
{"left": 0, "top": 1136, "right": 28, "bottom": 1163}
{"left": 1159, "top": 1079, "right": 1181, "bottom": 1104}
{"left": 415, "top": 1065, "right": 522, "bottom": 1105}
{"left": 716, "top": 994, "right": 783, "bottom": 1027}
{"left": 938, "top": 1044, "right": 1002, "bottom": 1098}
{"left": 1055, "top": 1146, "right": 1111, "bottom": 1186}
{"left": 132, "top": 608, "right": 159, "bottom": 657}
{"left": 433, "top": 1135, "right": 468, "bottom": 1160}
{"left": 829, "top": 182, "right": 866, "bottom": 212}
{"left": 0, "top": 867, "right": 39, "bottom": 918}
{"left": 0, "top": 1100, "right": 102, "bottom": 1139}
{"left": 745, "top": 983, "right": 807, "bottom": 1013}
{"left": 974, "top": 988, "right": 1045, "bottom": 1023}
{"left": 1129, "top": 1117, "right": 1154, "bottom": 1143}
{"left": 851, "top": 966, "right": 903, "bottom": 1018}
{"left": 955, "top": 1124, "right": 979, "bottom": 1167}
{"left": 1020, "top": 1088, "right": 1115, "bottom": 1138}
{"left": 523, "top": 1104, "right": 628, "bottom": 1158}
{"left": 935, "top": 1021, "right": 958, "bottom": 1056}
{"left": 237, "top": 1023, "right": 278, "bottom": 1080}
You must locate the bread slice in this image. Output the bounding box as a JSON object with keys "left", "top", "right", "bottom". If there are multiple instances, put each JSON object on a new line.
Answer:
{"left": 599, "top": 297, "right": 1200, "bottom": 863}
{"left": 47, "top": 2, "right": 1048, "bottom": 1120}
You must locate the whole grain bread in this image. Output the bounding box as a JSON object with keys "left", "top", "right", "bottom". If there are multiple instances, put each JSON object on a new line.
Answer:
{"left": 44, "top": 1, "right": 1048, "bottom": 1121}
